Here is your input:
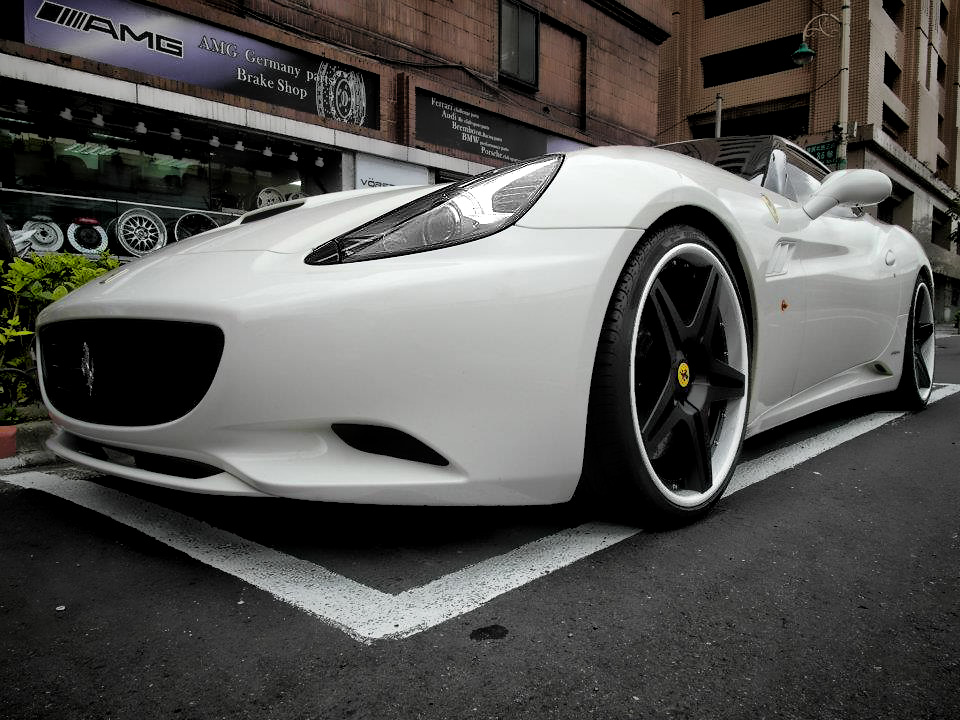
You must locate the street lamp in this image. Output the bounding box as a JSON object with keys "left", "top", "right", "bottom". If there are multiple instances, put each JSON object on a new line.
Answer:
{"left": 793, "top": 3, "right": 851, "bottom": 169}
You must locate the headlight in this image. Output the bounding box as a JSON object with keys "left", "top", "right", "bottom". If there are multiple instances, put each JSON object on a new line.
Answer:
{"left": 305, "top": 154, "right": 563, "bottom": 265}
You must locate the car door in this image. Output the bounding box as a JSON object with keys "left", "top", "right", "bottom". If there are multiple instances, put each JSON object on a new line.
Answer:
{"left": 749, "top": 147, "right": 809, "bottom": 417}
{"left": 781, "top": 148, "right": 900, "bottom": 394}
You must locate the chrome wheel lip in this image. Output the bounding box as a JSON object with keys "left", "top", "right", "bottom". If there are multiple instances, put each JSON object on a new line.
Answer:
{"left": 629, "top": 242, "right": 749, "bottom": 508}
{"left": 913, "top": 280, "right": 935, "bottom": 403}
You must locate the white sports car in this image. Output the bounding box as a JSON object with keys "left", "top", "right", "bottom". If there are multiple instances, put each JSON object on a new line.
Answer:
{"left": 36, "top": 136, "right": 935, "bottom": 525}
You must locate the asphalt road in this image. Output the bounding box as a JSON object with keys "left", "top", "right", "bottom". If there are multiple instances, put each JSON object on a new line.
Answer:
{"left": 2, "top": 336, "right": 959, "bottom": 719}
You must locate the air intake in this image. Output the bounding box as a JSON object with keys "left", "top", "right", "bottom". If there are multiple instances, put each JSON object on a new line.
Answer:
{"left": 332, "top": 424, "right": 449, "bottom": 466}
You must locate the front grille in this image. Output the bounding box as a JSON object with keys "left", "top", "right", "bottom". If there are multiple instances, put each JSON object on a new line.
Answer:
{"left": 39, "top": 319, "right": 225, "bottom": 426}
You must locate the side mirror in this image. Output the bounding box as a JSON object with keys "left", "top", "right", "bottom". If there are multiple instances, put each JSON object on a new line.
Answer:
{"left": 803, "top": 169, "right": 892, "bottom": 219}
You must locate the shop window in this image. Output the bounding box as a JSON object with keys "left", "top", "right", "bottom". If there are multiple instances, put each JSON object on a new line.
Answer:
{"left": 884, "top": 55, "right": 902, "bottom": 96}
{"left": 882, "top": 0, "right": 904, "bottom": 28}
{"left": 0, "top": 91, "right": 343, "bottom": 260}
{"left": 500, "top": 0, "right": 539, "bottom": 89}
{"left": 701, "top": 35, "right": 802, "bottom": 88}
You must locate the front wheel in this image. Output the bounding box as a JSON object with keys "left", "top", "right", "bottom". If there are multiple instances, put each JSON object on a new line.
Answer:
{"left": 585, "top": 225, "right": 750, "bottom": 527}
{"left": 895, "top": 274, "right": 935, "bottom": 409}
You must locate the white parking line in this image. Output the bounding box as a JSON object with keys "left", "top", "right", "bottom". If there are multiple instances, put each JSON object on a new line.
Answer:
{"left": 4, "top": 382, "right": 959, "bottom": 643}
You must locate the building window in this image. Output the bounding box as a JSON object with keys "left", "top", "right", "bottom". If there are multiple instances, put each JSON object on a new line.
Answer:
{"left": 689, "top": 98, "right": 809, "bottom": 139}
{"left": 700, "top": 35, "right": 802, "bottom": 87}
{"left": 884, "top": 55, "right": 902, "bottom": 96}
{"left": 500, "top": 0, "right": 539, "bottom": 88}
{"left": 937, "top": 156, "right": 950, "bottom": 183}
{"left": 941, "top": 2, "right": 949, "bottom": 31}
{"left": 939, "top": 113, "right": 946, "bottom": 140}
{"left": 877, "top": 183, "right": 912, "bottom": 230}
{"left": 702, "top": 0, "right": 771, "bottom": 19}
{"left": 881, "top": 103, "right": 909, "bottom": 145}
{"left": 883, "top": 0, "right": 904, "bottom": 28}
{"left": 938, "top": 55, "right": 948, "bottom": 85}
{"left": 933, "top": 207, "right": 951, "bottom": 249}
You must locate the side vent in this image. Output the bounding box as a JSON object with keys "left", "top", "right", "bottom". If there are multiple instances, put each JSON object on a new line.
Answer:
{"left": 873, "top": 363, "right": 893, "bottom": 376}
{"left": 332, "top": 424, "right": 449, "bottom": 466}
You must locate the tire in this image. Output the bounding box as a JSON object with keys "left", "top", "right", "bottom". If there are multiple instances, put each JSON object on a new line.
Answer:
{"left": 116, "top": 208, "right": 167, "bottom": 257}
{"left": 895, "top": 274, "right": 935, "bottom": 409}
{"left": 585, "top": 225, "right": 750, "bottom": 527}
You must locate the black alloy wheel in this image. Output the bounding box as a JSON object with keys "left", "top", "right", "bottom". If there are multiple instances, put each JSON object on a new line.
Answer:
{"left": 585, "top": 225, "right": 750, "bottom": 527}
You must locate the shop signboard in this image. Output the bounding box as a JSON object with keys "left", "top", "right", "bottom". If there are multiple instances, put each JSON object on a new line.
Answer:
{"left": 415, "top": 89, "right": 587, "bottom": 163}
{"left": 355, "top": 153, "right": 429, "bottom": 189}
{"left": 22, "top": 0, "right": 379, "bottom": 129}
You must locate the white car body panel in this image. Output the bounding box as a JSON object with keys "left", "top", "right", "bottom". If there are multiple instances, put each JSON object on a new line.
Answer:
{"left": 36, "top": 143, "right": 931, "bottom": 504}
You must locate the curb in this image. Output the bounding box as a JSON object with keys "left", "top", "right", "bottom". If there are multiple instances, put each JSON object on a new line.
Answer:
{"left": 0, "top": 418, "right": 57, "bottom": 474}
{"left": 0, "top": 449, "right": 58, "bottom": 473}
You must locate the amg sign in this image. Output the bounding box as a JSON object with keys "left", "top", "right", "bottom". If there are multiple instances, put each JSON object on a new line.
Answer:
{"left": 34, "top": 0, "right": 183, "bottom": 57}
{"left": 22, "top": 0, "right": 380, "bottom": 129}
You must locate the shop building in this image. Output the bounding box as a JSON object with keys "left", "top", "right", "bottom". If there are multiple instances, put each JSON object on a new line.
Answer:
{"left": 659, "top": 0, "right": 960, "bottom": 323}
{"left": 0, "top": 0, "right": 668, "bottom": 257}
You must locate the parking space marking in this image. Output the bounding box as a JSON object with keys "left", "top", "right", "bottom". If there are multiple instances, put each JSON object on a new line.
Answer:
{"left": 4, "top": 382, "right": 958, "bottom": 643}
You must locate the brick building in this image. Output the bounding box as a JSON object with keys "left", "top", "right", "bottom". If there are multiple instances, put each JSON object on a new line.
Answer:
{"left": 0, "top": 0, "right": 667, "bottom": 257}
{"left": 659, "top": 0, "right": 960, "bottom": 322}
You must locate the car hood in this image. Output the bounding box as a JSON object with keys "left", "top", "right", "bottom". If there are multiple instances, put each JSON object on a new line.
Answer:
{"left": 166, "top": 184, "right": 441, "bottom": 256}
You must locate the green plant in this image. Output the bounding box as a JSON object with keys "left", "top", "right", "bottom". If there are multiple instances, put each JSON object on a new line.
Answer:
{"left": 0, "top": 252, "right": 120, "bottom": 421}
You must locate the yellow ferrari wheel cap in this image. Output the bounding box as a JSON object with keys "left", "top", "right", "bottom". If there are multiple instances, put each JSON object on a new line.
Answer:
{"left": 677, "top": 361, "right": 690, "bottom": 388}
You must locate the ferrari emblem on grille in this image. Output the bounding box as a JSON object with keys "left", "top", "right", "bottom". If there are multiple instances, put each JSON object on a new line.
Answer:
{"left": 80, "top": 342, "right": 94, "bottom": 396}
{"left": 677, "top": 361, "right": 690, "bottom": 388}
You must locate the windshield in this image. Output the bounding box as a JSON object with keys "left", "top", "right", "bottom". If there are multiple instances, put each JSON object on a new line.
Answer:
{"left": 658, "top": 136, "right": 774, "bottom": 182}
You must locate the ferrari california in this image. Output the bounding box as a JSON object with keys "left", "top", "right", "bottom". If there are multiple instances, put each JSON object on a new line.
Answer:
{"left": 35, "top": 136, "right": 935, "bottom": 525}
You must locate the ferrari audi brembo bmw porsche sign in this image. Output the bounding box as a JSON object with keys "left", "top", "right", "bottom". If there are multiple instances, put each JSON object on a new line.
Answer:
{"left": 22, "top": 0, "right": 380, "bottom": 129}
{"left": 415, "top": 89, "right": 589, "bottom": 162}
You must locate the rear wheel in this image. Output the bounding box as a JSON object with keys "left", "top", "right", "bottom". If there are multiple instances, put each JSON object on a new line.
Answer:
{"left": 895, "top": 274, "right": 935, "bottom": 409}
{"left": 585, "top": 225, "right": 750, "bottom": 527}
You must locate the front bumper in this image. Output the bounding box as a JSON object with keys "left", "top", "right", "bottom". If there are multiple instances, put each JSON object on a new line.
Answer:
{"left": 38, "top": 226, "right": 640, "bottom": 505}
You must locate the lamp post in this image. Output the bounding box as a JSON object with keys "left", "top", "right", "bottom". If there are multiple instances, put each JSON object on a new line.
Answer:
{"left": 792, "top": 3, "right": 851, "bottom": 169}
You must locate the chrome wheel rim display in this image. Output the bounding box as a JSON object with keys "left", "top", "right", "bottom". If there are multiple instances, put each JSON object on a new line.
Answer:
{"left": 630, "top": 243, "right": 749, "bottom": 508}
{"left": 116, "top": 208, "right": 167, "bottom": 256}
{"left": 174, "top": 212, "right": 219, "bottom": 241}
{"left": 21, "top": 216, "right": 64, "bottom": 252}
{"left": 255, "top": 187, "right": 285, "bottom": 208}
